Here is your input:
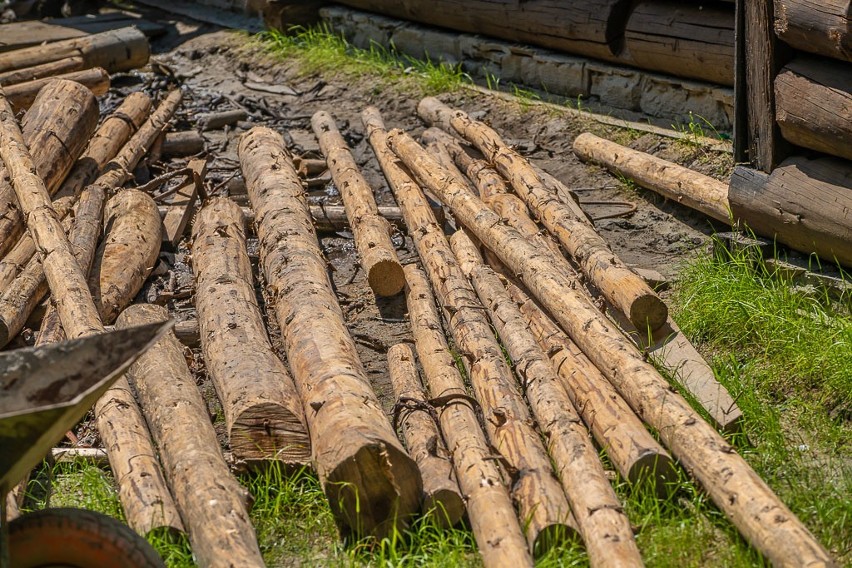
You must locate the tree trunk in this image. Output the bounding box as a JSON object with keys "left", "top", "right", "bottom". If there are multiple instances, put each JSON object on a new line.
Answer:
{"left": 117, "top": 304, "right": 265, "bottom": 568}
{"left": 0, "top": 27, "right": 150, "bottom": 74}
{"left": 402, "top": 264, "right": 532, "bottom": 568}
{"left": 775, "top": 56, "right": 852, "bottom": 161}
{"left": 192, "top": 197, "right": 311, "bottom": 467}
{"left": 239, "top": 126, "right": 421, "bottom": 538}
{"left": 5, "top": 68, "right": 110, "bottom": 112}
{"left": 729, "top": 156, "right": 852, "bottom": 268}
{"left": 450, "top": 230, "right": 642, "bottom": 568}
{"left": 510, "top": 281, "right": 677, "bottom": 488}
{"left": 774, "top": 0, "right": 851, "bottom": 62}
{"left": 623, "top": 0, "right": 735, "bottom": 86}
{"left": 0, "top": 80, "right": 99, "bottom": 258}
{"left": 0, "top": 56, "right": 84, "bottom": 86}
{"left": 418, "top": 97, "right": 667, "bottom": 331}
{"left": 311, "top": 111, "right": 405, "bottom": 296}
{"left": 573, "top": 132, "right": 731, "bottom": 223}
{"left": 387, "top": 343, "right": 465, "bottom": 528}
{"left": 366, "top": 110, "right": 577, "bottom": 553}
{"left": 334, "top": 0, "right": 631, "bottom": 62}
{"left": 386, "top": 127, "right": 834, "bottom": 567}
{"left": 54, "top": 91, "right": 153, "bottom": 200}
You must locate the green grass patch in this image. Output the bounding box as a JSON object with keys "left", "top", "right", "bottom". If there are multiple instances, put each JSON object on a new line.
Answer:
{"left": 256, "top": 25, "right": 470, "bottom": 95}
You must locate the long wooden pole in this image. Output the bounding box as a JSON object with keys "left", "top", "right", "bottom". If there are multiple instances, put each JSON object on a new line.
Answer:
{"left": 240, "top": 126, "right": 421, "bottom": 538}
{"left": 417, "top": 97, "right": 667, "bottom": 331}
{"left": 403, "top": 264, "right": 533, "bottom": 567}
{"left": 450, "top": 230, "right": 643, "bottom": 568}
{"left": 192, "top": 197, "right": 310, "bottom": 467}
{"left": 363, "top": 107, "right": 577, "bottom": 553}
{"left": 311, "top": 111, "right": 405, "bottom": 296}
{"left": 386, "top": 127, "right": 834, "bottom": 567}
{"left": 5, "top": 68, "right": 110, "bottom": 112}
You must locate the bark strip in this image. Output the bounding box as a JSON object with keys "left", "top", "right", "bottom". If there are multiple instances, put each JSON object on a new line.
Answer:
{"left": 418, "top": 97, "right": 667, "bottom": 331}
{"left": 387, "top": 342, "right": 465, "bottom": 528}
{"left": 386, "top": 127, "right": 834, "bottom": 567}
{"left": 311, "top": 111, "right": 404, "bottom": 296}
{"left": 118, "top": 304, "right": 264, "bottom": 568}
{"left": 192, "top": 197, "right": 310, "bottom": 467}
{"left": 240, "top": 126, "right": 421, "bottom": 538}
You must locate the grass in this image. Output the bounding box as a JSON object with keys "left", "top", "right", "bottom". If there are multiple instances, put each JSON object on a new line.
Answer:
{"left": 256, "top": 25, "right": 470, "bottom": 95}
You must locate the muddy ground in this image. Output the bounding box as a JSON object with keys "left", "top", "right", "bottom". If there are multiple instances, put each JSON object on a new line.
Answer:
{"left": 70, "top": 15, "right": 733, "bottom": 445}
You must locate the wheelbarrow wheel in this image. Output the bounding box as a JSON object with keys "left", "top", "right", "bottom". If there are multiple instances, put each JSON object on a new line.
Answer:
{"left": 8, "top": 507, "right": 165, "bottom": 567}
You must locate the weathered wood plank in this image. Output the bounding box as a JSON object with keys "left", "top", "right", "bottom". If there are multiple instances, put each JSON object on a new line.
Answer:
{"left": 0, "top": 14, "right": 164, "bottom": 52}
{"left": 160, "top": 158, "right": 207, "bottom": 250}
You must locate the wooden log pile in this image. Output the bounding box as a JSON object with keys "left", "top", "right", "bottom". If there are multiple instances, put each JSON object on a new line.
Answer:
{"left": 0, "top": 19, "right": 836, "bottom": 568}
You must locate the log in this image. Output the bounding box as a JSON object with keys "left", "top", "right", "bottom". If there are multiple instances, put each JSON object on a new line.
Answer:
{"left": 775, "top": 56, "right": 852, "bottom": 161}
{"left": 161, "top": 130, "right": 205, "bottom": 157}
{"left": 774, "top": 0, "right": 851, "bottom": 62}
{"left": 311, "top": 111, "right": 404, "bottom": 296}
{"left": 451, "top": 230, "right": 642, "bottom": 568}
{"left": 624, "top": 0, "right": 735, "bottom": 86}
{"left": 192, "top": 197, "right": 310, "bottom": 467}
{"left": 510, "top": 282, "right": 678, "bottom": 488}
{"left": 0, "top": 80, "right": 99, "bottom": 258}
{"left": 385, "top": 127, "right": 835, "bottom": 567}
{"left": 294, "top": 157, "right": 327, "bottom": 177}
{"left": 729, "top": 156, "right": 852, "bottom": 268}
{"left": 199, "top": 109, "right": 248, "bottom": 131}
{"left": 54, "top": 91, "right": 153, "bottom": 200}
{"left": 0, "top": 14, "right": 164, "bottom": 51}
{"left": 418, "top": 97, "right": 668, "bottom": 331}
{"left": 334, "top": 0, "right": 630, "bottom": 62}
{"left": 239, "top": 126, "right": 421, "bottom": 538}
{"left": 0, "top": 27, "right": 150, "bottom": 74}
{"left": 0, "top": 56, "right": 85, "bottom": 86}
{"left": 387, "top": 343, "right": 465, "bottom": 528}
{"left": 117, "top": 304, "right": 264, "bottom": 568}
{"left": 402, "top": 264, "right": 532, "bottom": 567}
{"left": 0, "top": 84, "right": 182, "bottom": 538}
{"left": 5, "top": 68, "right": 110, "bottom": 112}
{"left": 160, "top": 158, "right": 207, "bottom": 250}
{"left": 365, "top": 110, "right": 577, "bottom": 552}
{"left": 573, "top": 132, "right": 731, "bottom": 222}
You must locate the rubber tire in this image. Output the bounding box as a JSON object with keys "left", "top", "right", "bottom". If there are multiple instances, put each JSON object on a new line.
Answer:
{"left": 8, "top": 508, "right": 165, "bottom": 568}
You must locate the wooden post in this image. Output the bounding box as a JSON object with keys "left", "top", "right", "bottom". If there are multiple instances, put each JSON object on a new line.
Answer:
{"left": 5, "top": 68, "right": 110, "bottom": 112}
{"left": 0, "top": 79, "right": 99, "bottom": 257}
{"left": 0, "top": 85, "right": 182, "bottom": 539}
{"left": 387, "top": 343, "right": 465, "bottom": 528}
{"left": 117, "top": 304, "right": 265, "bottom": 568}
{"left": 417, "top": 97, "right": 668, "bottom": 331}
{"left": 239, "top": 126, "right": 421, "bottom": 538}
{"left": 54, "top": 91, "right": 153, "bottom": 200}
{"left": 364, "top": 109, "right": 577, "bottom": 552}
{"left": 450, "top": 230, "right": 643, "bottom": 568}
{"left": 0, "top": 56, "right": 84, "bottom": 86}
{"left": 572, "top": 132, "right": 731, "bottom": 223}
{"left": 311, "top": 111, "right": 404, "bottom": 296}
{"left": 403, "top": 264, "right": 532, "bottom": 568}
{"left": 385, "top": 127, "right": 834, "bottom": 567}
{"left": 192, "top": 197, "right": 311, "bottom": 467}
{"left": 0, "top": 27, "right": 150, "bottom": 74}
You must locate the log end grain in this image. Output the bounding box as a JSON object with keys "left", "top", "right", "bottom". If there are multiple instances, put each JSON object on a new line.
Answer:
{"left": 367, "top": 257, "right": 406, "bottom": 297}
{"left": 326, "top": 441, "right": 422, "bottom": 539}
{"left": 230, "top": 402, "right": 312, "bottom": 467}
{"left": 629, "top": 451, "right": 680, "bottom": 498}
{"left": 629, "top": 289, "right": 669, "bottom": 333}
{"left": 422, "top": 488, "right": 466, "bottom": 530}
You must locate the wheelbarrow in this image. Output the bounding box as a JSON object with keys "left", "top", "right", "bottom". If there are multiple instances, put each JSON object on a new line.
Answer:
{"left": 0, "top": 322, "right": 172, "bottom": 568}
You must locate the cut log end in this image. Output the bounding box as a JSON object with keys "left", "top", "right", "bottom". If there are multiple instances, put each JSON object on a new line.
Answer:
{"left": 230, "top": 403, "right": 312, "bottom": 467}
{"left": 422, "top": 489, "right": 466, "bottom": 530}
{"left": 630, "top": 290, "right": 669, "bottom": 332}
{"left": 534, "top": 523, "right": 582, "bottom": 557}
{"left": 325, "top": 441, "right": 421, "bottom": 539}
{"left": 367, "top": 257, "right": 406, "bottom": 297}
{"left": 629, "top": 451, "right": 679, "bottom": 497}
